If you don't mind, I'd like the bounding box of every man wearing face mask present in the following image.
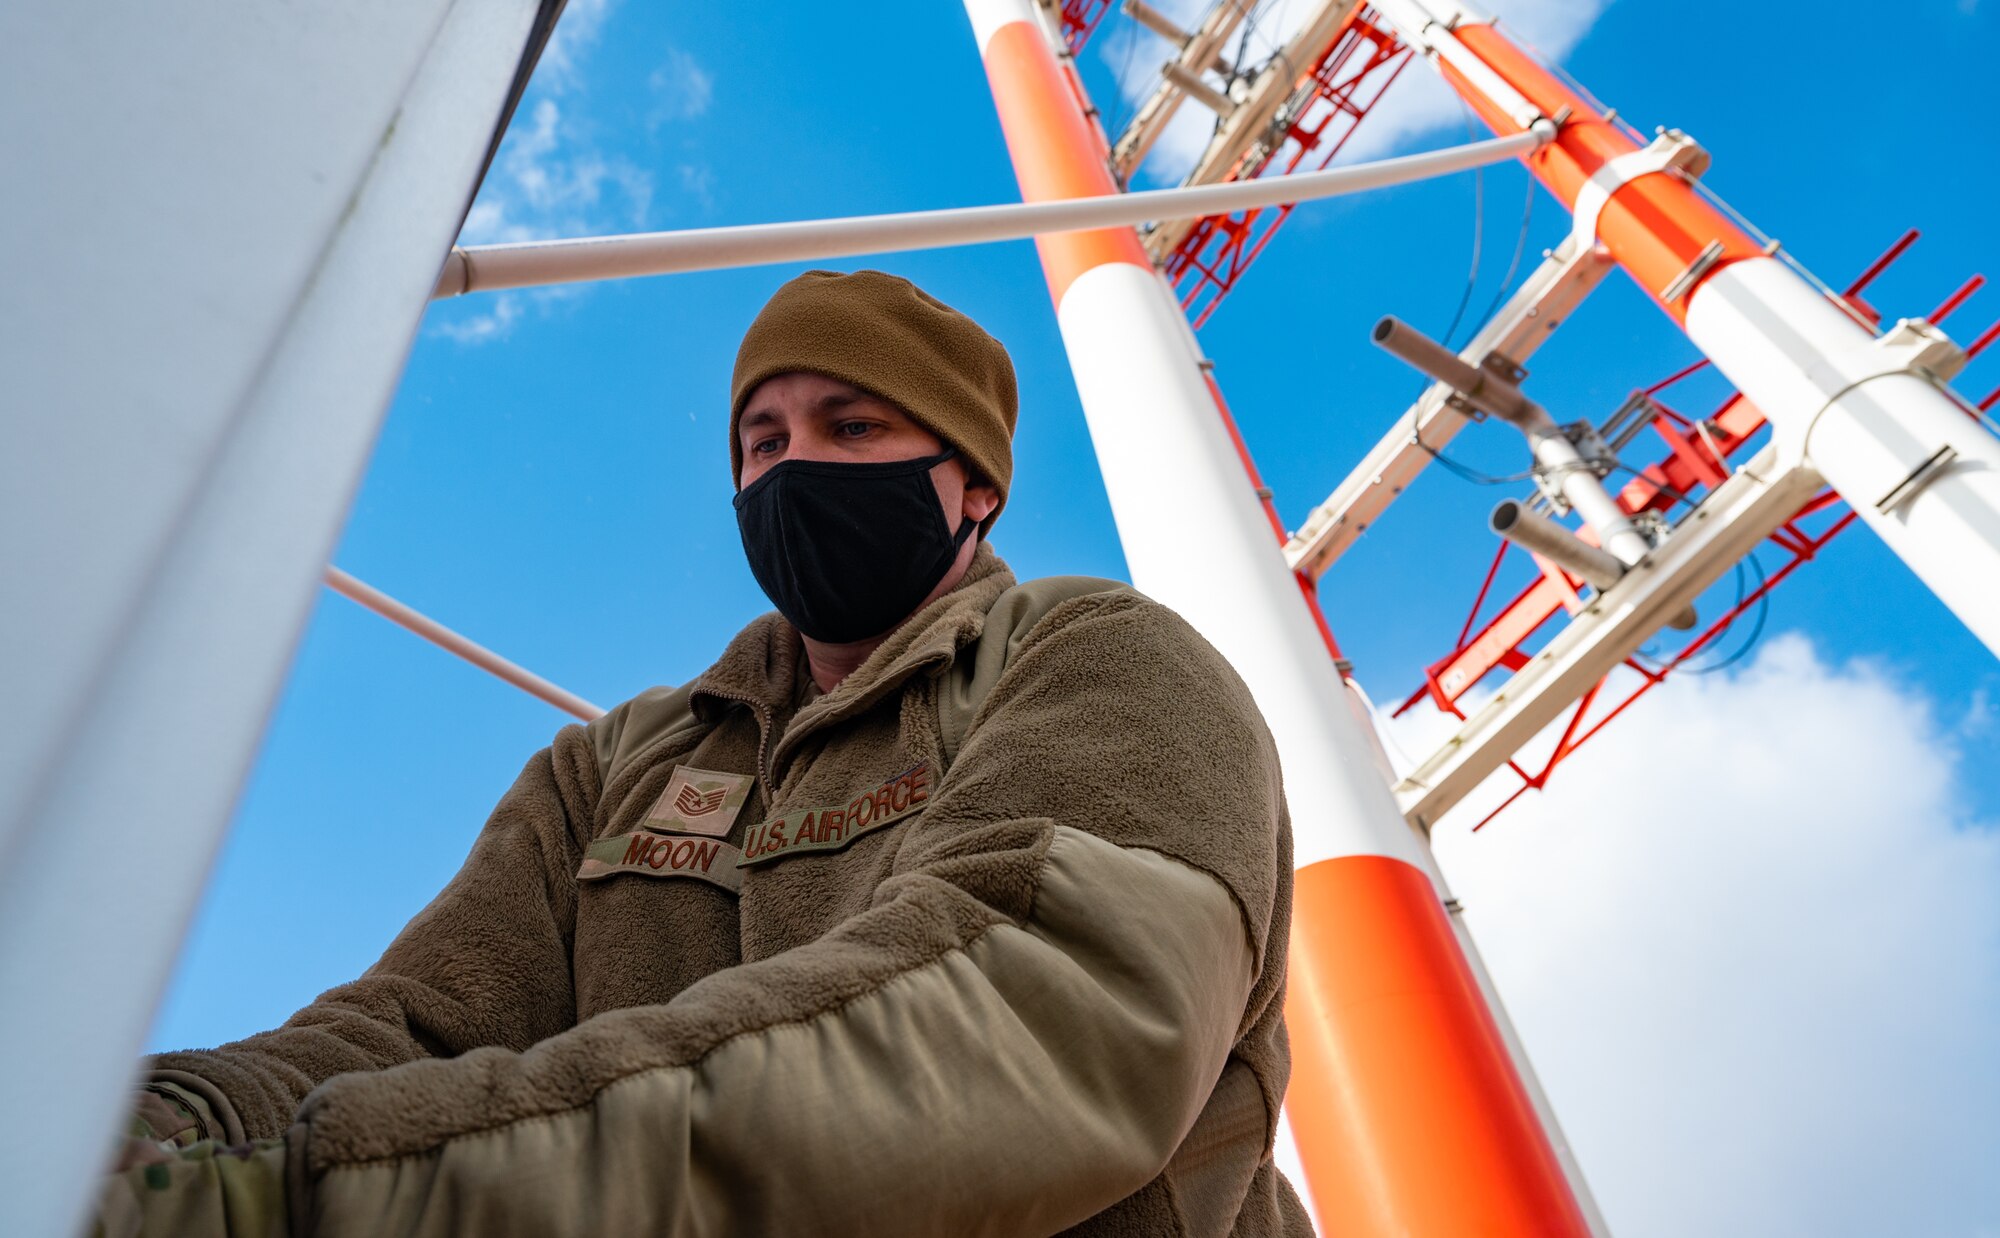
[101,270,1310,1238]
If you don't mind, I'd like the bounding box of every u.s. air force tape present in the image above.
[737,763,931,868]
[577,833,744,892]
[577,763,935,889]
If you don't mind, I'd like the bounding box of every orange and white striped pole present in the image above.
[1381,0,2000,656]
[963,2,1591,1233]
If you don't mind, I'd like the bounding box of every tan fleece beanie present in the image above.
[731,270,1018,527]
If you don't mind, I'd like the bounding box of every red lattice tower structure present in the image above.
[1058,0,1114,53]
[1162,8,1411,325]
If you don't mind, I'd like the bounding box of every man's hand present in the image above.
[112,1088,211,1171]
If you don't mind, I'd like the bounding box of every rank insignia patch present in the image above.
[644,766,751,837]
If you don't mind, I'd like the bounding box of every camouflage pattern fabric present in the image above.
[92,1138,289,1238]
[129,1087,208,1149]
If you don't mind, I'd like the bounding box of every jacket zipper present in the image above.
[706,647,956,806]
[697,689,777,796]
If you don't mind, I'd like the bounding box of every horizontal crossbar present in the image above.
[433,124,1553,298]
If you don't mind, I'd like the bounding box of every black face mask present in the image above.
[733,448,976,643]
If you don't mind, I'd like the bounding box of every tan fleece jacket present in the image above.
[146,546,1311,1237]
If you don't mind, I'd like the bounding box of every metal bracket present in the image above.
[1480,351,1528,385]
[1631,508,1672,543]
[1533,420,1617,511]
[1568,128,1710,249]
[1161,60,1236,117]
[1663,239,1727,304]
[1875,444,1959,515]
[1873,316,1969,382]
[1563,419,1616,476]
[1776,316,1970,499]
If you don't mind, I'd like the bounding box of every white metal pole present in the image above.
[965,0,1592,1231]
[1685,257,2000,657]
[325,568,605,721]
[1491,499,1628,588]
[1515,409,1655,565]
[431,127,1549,297]
[1371,316,1652,564]
[0,3,545,1234]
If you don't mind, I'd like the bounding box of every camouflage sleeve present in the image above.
[91,1138,293,1238]
[142,728,599,1139]
[128,1081,220,1149]
[261,592,1285,1237]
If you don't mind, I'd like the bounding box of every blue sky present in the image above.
[155,2,1999,1233]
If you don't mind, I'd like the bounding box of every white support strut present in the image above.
[1142,0,1364,262]
[1397,443,1828,828]
[1111,0,1252,174]
[433,124,1554,298]
[1286,234,1615,577]
[325,568,605,721]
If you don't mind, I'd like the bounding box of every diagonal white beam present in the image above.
[1286,234,1615,577]
[325,567,605,721]
[1143,0,1363,260]
[433,124,1554,298]
[1395,443,1826,830]
[1110,0,1252,176]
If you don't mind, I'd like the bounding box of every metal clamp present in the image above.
[1875,444,1960,515]
[1792,317,1969,470]
[1568,128,1710,250]
[1663,239,1727,304]
[1873,317,1969,382]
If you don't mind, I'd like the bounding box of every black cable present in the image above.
[1438,107,1485,350]
[1685,552,1770,675]
[1468,174,1536,340]
[1607,460,1701,514]
[1103,12,1147,155]
[1630,560,1739,674]
[1414,444,1538,486]
[1405,105,1500,479]
[1230,0,1259,78]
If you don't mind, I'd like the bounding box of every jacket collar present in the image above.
[689,542,1016,741]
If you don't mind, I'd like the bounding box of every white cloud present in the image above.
[536,0,618,91]
[441,93,654,344]
[649,46,715,126]
[441,5,722,344]
[677,162,717,211]
[1105,0,1617,183]
[1275,634,2000,1234]
[465,97,654,248]
[432,292,523,344]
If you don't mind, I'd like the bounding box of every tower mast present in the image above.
[964,2,1593,1232]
